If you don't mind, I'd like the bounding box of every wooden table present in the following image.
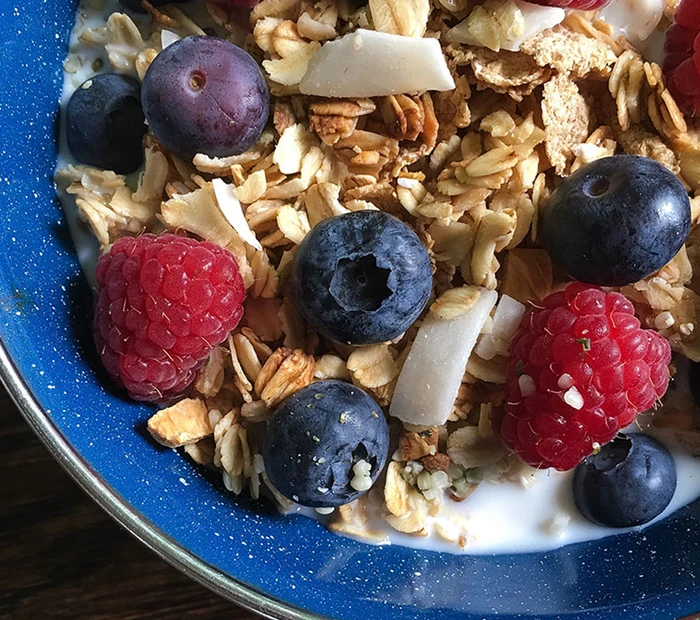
[1,387,258,620]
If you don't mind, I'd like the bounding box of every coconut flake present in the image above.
[505,2,565,52]
[211,178,263,251]
[474,295,526,361]
[446,1,564,53]
[299,29,455,98]
[389,288,498,426]
[161,29,181,50]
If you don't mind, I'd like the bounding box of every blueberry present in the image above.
[66,74,147,174]
[141,36,269,162]
[573,434,677,527]
[262,380,390,507]
[541,155,690,286]
[118,0,190,12]
[291,211,433,345]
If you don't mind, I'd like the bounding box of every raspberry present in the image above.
[93,234,245,403]
[498,283,671,471]
[663,0,700,117]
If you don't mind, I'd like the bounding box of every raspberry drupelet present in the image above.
[93,234,245,403]
[663,0,700,117]
[499,283,671,471]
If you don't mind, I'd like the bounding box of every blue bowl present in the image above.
[2,2,700,618]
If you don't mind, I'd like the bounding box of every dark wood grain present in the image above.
[0,388,259,620]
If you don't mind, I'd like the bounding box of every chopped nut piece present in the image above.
[502,249,553,303]
[263,41,321,86]
[369,0,429,38]
[398,426,439,461]
[147,399,213,448]
[194,347,226,398]
[384,461,412,517]
[274,124,317,175]
[421,453,451,473]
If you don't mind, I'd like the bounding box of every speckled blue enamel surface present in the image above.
[2,2,700,619]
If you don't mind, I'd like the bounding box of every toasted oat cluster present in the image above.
[57,0,700,548]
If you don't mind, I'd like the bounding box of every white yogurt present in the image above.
[57,0,700,556]
[333,426,700,555]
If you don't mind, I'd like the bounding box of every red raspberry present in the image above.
[664,0,700,117]
[499,283,671,471]
[93,234,245,403]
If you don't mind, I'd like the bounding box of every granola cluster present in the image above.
[58,0,700,548]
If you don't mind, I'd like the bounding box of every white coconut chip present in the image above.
[212,178,262,251]
[299,29,455,98]
[161,30,181,50]
[389,288,498,427]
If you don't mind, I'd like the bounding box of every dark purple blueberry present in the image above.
[66,73,146,174]
[573,434,677,527]
[541,155,691,286]
[291,211,433,345]
[141,36,269,161]
[118,0,190,13]
[262,380,390,508]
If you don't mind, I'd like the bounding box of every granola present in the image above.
[57,0,700,552]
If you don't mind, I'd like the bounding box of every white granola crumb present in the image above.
[680,323,695,336]
[557,373,574,390]
[544,512,571,536]
[654,311,675,330]
[518,374,536,397]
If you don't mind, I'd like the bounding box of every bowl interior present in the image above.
[3,2,700,619]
